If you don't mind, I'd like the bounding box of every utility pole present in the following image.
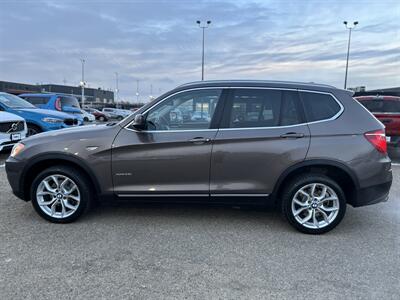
[196,20,211,80]
[80,58,86,107]
[343,21,358,89]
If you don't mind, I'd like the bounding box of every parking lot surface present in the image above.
[0,151,399,299]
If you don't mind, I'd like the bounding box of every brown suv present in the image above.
[6,81,392,234]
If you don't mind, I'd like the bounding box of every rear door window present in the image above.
[224,89,303,128]
[300,92,341,122]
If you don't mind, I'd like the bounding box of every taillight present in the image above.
[55,97,62,111]
[364,129,387,154]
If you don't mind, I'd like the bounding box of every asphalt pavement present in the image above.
[0,151,399,299]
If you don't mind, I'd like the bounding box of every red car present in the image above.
[83,108,109,122]
[355,95,400,145]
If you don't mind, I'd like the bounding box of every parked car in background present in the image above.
[83,107,109,122]
[6,81,392,234]
[0,111,27,152]
[102,108,131,120]
[0,92,80,136]
[19,93,84,124]
[80,109,95,122]
[355,95,400,145]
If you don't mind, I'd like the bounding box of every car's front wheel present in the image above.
[281,174,346,234]
[30,165,93,223]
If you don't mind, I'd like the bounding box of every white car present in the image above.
[0,111,27,152]
[102,108,131,120]
[81,109,96,122]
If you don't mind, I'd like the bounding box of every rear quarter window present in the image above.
[300,92,341,122]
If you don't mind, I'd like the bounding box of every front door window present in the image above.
[145,89,222,131]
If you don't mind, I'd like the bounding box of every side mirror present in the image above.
[132,113,146,129]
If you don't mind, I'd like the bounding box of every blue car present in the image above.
[19,93,84,123]
[0,92,80,136]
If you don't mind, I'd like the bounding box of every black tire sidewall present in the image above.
[30,166,92,223]
[27,124,41,136]
[282,174,346,234]
[99,116,105,122]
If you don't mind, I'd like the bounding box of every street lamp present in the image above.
[136,79,139,103]
[196,20,211,81]
[115,72,119,108]
[343,21,358,89]
[80,58,86,107]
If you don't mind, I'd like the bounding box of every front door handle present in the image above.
[280,132,305,139]
[189,137,211,144]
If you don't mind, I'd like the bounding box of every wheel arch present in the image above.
[272,159,360,206]
[21,153,101,201]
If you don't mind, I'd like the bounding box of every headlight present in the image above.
[42,117,64,123]
[10,143,25,158]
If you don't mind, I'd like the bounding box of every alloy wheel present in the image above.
[36,174,81,219]
[291,183,340,229]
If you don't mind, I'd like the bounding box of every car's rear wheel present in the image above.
[30,165,93,223]
[281,174,346,234]
[27,124,42,137]
[98,116,105,122]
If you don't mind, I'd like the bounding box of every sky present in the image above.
[0,0,399,102]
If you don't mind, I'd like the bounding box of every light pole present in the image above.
[136,80,139,103]
[80,58,86,107]
[115,72,119,108]
[196,20,211,81]
[343,21,358,89]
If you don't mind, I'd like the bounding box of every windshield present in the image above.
[0,93,36,109]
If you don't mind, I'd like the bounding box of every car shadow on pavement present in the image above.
[83,200,294,230]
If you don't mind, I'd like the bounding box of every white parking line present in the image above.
[0,164,5,168]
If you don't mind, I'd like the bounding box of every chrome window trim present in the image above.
[124,86,344,133]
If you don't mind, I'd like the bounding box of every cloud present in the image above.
[0,0,399,101]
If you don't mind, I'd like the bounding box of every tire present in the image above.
[281,174,346,234]
[27,124,42,137]
[117,116,123,121]
[84,117,89,122]
[30,165,93,223]
[98,116,105,122]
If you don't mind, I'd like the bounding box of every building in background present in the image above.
[0,80,114,105]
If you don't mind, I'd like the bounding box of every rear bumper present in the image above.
[352,179,392,207]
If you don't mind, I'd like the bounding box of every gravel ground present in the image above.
[0,152,399,299]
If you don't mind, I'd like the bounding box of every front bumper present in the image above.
[5,157,27,201]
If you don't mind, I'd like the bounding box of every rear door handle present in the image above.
[189,137,211,144]
[280,132,305,139]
